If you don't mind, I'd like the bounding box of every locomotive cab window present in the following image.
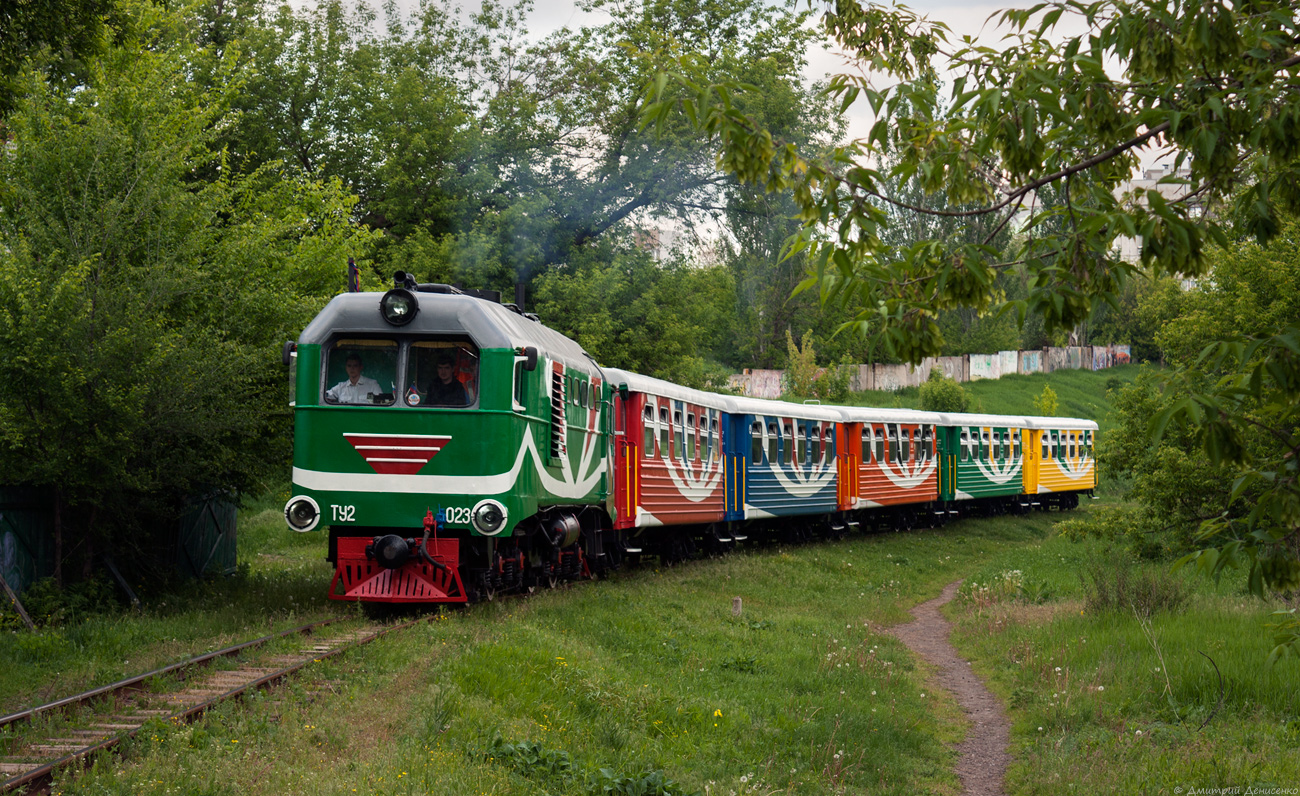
[324,339,399,405]
[406,339,479,407]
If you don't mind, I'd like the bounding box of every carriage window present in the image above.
[1069,432,1077,459]
[751,421,764,464]
[795,421,807,464]
[1041,433,1049,459]
[887,426,898,463]
[860,429,871,462]
[644,406,656,456]
[686,413,697,461]
[673,410,684,460]
[1012,431,1021,460]
[813,424,823,463]
[826,426,835,460]
[1084,431,1093,457]
[659,407,670,458]
[960,430,970,462]
[325,339,400,406]
[919,428,931,462]
[875,427,885,463]
[767,422,779,464]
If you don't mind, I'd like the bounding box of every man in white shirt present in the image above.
[326,353,382,404]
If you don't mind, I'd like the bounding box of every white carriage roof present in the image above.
[933,412,1033,428]
[600,368,737,411]
[727,395,847,423]
[838,406,945,425]
[1023,416,1100,431]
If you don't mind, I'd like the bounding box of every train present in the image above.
[281,275,1097,604]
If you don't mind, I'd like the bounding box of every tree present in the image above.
[1033,384,1060,417]
[530,240,735,389]
[647,0,1300,359]
[646,0,1300,657]
[919,368,970,413]
[0,0,130,117]
[0,7,377,584]
[197,0,833,295]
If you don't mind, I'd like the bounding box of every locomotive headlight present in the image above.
[379,288,419,326]
[284,496,321,533]
[471,499,507,535]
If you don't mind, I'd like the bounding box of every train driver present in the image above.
[427,353,469,406]
[326,352,382,404]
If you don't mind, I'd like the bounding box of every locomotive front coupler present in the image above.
[365,510,447,572]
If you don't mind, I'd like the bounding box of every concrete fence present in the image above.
[728,345,1132,399]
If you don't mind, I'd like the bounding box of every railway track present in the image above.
[0,615,428,793]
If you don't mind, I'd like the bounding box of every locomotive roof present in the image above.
[299,291,599,372]
[601,368,738,411]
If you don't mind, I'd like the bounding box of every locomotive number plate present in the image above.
[443,506,472,525]
[331,504,356,522]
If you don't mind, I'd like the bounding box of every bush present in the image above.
[918,368,970,412]
[1080,555,1191,617]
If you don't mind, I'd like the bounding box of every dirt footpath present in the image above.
[890,581,1011,796]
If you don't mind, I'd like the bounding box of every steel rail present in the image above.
[1,615,431,794]
[0,617,341,730]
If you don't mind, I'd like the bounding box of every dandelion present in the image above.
[1038,727,1043,732]
[871,690,876,696]
[921,693,926,698]
[1135,730,1143,736]
[1098,685,1104,691]
[1055,667,1062,673]
[714,709,722,717]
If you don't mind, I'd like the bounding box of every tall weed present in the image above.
[1081,554,1191,617]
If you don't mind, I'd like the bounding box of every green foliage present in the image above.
[780,331,853,402]
[1032,384,1060,417]
[0,8,376,579]
[648,0,1300,361]
[485,733,700,795]
[531,242,735,389]
[0,0,131,117]
[918,368,970,413]
[1079,554,1191,617]
[781,329,820,398]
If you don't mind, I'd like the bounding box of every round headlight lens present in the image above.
[472,500,507,535]
[380,288,419,326]
[284,496,321,533]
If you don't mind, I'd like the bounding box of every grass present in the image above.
[0,490,348,715]
[947,528,1300,793]
[2,499,1294,795]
